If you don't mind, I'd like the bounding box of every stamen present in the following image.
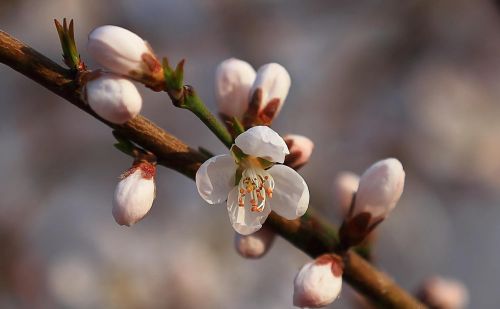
[236,167,274,213]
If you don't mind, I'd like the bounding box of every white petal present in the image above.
[234,126,289,163]
[293,260,342,308]
[86,74,142,124]
[215,58,256,118]
[227,187,271,235]
[250,63,291,114]
[332,171,360,217]
[354,158,405,221]
[268,165,309,220]
[234,227,275,259]
[113,169,155,226]
[87,25,150,76]
[195,155,236,204]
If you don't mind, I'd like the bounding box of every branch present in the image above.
[0,30,426,309]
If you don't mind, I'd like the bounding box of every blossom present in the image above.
[293,254,343,308]
[352,158,405,224]
[85,73,142,124]
[87,25,160,79]
[234,226,275,259]
[214,58,291,124]
[195,126,309,235]
[332,171,360,217]
[113,161,156,226]
[215,58,256,118]
[284,134,314,169]
[418,276,469,309]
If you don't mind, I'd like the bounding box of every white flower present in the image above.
[234,226,275,259]
[215,58,256,118]
[419,277,469,309]
[293,255,343,308]
[332,172,360,217]
[195,126,309,235]
[113,162,156,226]
[250,63,291,119]
[85,73,142,124]
[352,158,405,224]
[214,59,291,124]
[284,134,314,169]
[87,25,157,77]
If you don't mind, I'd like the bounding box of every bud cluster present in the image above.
[84,25,164,124]
[215,58,291,128]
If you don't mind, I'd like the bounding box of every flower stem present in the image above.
[183,86,234,148]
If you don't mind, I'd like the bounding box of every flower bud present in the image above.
[234,226,275,259]
[215,58,256,118]
[283,134,314,169]
[353,158,405,223]
[418,276,469,309]
[333,172,360,217]
[113,162,156,226]
[293,254,343,308]
[87,25,160,79]
[85,74,142,124]
[249,63,291,122]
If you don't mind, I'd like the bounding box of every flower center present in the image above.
[237,167,274,212]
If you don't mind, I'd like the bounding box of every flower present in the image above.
[332,171,360,217]
[293,254,343,308]
[352,158,405,224]
[113,161,156,226]
[214,58,291,125]
[234,226,275,259]
[215,58,256,118]
[87,25,161,80]
[195,126,309,235]
[84,73,142,124]
[284,134,314,169]
[418,276,469,309]
[249,63,291,121]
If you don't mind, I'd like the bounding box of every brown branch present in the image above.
[0,30,426,309]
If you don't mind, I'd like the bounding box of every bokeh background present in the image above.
[1,0,499,308]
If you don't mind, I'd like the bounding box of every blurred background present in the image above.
[1,0,499,307]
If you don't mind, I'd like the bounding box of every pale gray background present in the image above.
[1,0,499,308]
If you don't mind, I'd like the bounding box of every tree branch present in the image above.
[0,30,426,309]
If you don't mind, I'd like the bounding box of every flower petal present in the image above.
[234,126,289,163]
[195,154,236,204]
[268,165,309,219]
[227,187,271,235]
[215,58,256,118]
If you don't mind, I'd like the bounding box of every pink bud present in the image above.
[215,58,256,118]
[85,74,142,124]
[353,158,405,223]
[284,134,314,169]
[293,255,343,308]
[113,162,156,226]
[332,172,360,217]
[419,277,469,309]
[234,227,275,259]
[249,63,291,120]
[87,25,156,77]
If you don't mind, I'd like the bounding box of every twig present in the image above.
[0,30,426,309]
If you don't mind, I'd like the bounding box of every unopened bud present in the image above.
[353,158,405,224]
[234,227,275,259]
[418,276,469,309]
[284,134,314,169]
[85,74,142,124]
[333,172,360,217]
[113,162,156,226]
[249,63,291,123]
[293,254,343,308]
[215,58,256,118]
[87,25,161,81]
